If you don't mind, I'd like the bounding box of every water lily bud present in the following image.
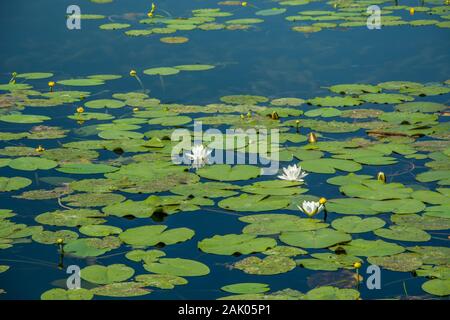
[240,114,245,119]
[308,132,317,143]
[48,81,55,92]
[129,70,137,77]
[242,2,248,7]
[35,145,45,153]
[56,238,64,245]
[377,172,386,183]
[133,107,139,112]
[271,111,279,120]
[319,197,327,205]
[247,111,252,118]
[353,262,362,269]
[76,106,84,113]
[409,7,415,15]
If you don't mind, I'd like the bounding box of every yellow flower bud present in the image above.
[129,70,137,77]
[56,238,64,245]
[271,111,279,120]
[353,262,362,269]
[35,145,45,152]
[319,197,327,205]
[48,81,55,91]
[76,106,84,113]
[409,7,415,15]
[377,172,386,183]
[308,132,317,143]
[242,2,248,7]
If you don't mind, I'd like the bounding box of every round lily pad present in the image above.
[331,216,385,233]
[144,258,210,277]
[221,283,270,294]
[198,234,276,255]
[81,264,135,285]
[280,229,351,249]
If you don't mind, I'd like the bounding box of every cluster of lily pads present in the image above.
[78,0,450,42]
[0,71,449,299]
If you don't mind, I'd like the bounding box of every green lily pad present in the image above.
[368,253,423,272]
[143,67,180,76]
[280,229,351,249]
[41,288,93,300]
[198,234,276,255]
[391,214,450,230]
[299,159,362,174]
[197,164,261,181]
[303,286,360,300]
[125,249,166,263]
[333,239,405,257]
[58,79,104,86]
[241,214,328,235]
[421,279,450,296]
[174,64,215,71]
[99,23,131,30]
[234,256,296,275]
[374,226,430,242]
[331,216,385,233]
[0,177,32,192]
[81,264,134,284]
[329,84,380,95]
[8,157,57,171]
[307,96,362,107]
[144,258,210,277]
[407,246,450,265]
[32,230,78,244]
[221,283,270,294]
[35,209,106,227]
[79,225,122,237]
[371,199,426,214]
[340,181,412,200]
[56,163,118,174]
[63,236,121,257]
[85,99,125,109]
[219,194,290,212]
[90,282,151,297]
[0,113,50,124]
[135,274,188,289]
[119,225,195,247]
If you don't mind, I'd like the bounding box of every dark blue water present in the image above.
[0,0,449,299]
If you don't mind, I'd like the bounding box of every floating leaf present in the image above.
[135,274,188,289]
[198,234,276,255]
[119,225,195,247]
[90,282,151,297]
[41,288,93,300]
[81,264,134,285]
[421,279,450,297]
[299,159,362,174]
[333,239,405,257]
[234,256,296,275]
[221,283,270,294]
[144,258,210,277]
[331,216,385,233]
[280,229,351,249]
[0,177,32,192]
[368,253,422,272]
[219,194,290,212]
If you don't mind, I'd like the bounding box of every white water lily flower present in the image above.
[278,164,308,182]
[297,200,324,217]
[185,144,212,169]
